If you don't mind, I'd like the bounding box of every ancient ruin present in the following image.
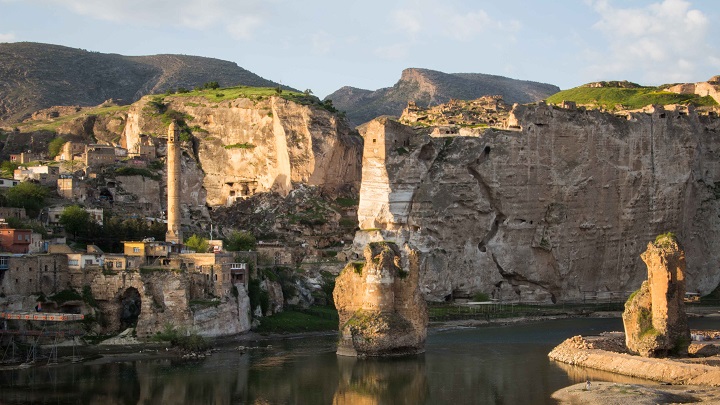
[623,234,691,357]
[333,242,427,357]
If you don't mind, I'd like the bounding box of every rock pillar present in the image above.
[333,242,427,357]
[166,121,182,244]
[623,234,690,357]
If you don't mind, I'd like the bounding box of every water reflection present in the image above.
[333,356,429,405]
[1,318,718,404]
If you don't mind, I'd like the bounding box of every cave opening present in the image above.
[119,287,141,330]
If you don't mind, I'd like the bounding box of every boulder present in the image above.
[333,242,427,357]
[623,235,691,357]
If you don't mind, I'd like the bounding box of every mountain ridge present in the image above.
[326,68,560,126]
[0,42,287,123]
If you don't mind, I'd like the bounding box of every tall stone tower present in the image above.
[166,121,182,244]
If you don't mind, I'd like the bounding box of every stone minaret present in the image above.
[166,121,182,244]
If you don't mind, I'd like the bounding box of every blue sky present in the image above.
[1,0,718,97]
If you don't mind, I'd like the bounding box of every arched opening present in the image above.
[119,287,141,330]
[99,188,114,203]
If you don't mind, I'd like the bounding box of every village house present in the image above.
[84,144,116,167]
[0,178,19,189]
[46,206,103,226]
[128,135,156,160]
[56,141,86,162]
[57,175,87,201]
[10,152,44,164]
[14,165,60,186]
[0,221,32,254]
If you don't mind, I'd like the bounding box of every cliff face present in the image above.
[122,95,363,207]
[354,104,720,302]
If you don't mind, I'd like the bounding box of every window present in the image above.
[214,274,218,281]
[44,265,48,272]
[68,260,79,266]
[133,247,140,253]
[116,262,122,268]
[25,235,29,241]
[85,259,92,265]
[17,235,21,241]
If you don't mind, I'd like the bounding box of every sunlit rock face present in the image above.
[123,95,362,207]
[333,242,428,357]
[623,237,690,357]
[354,104,720,303]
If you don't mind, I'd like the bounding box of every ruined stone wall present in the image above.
[355,104,720,302]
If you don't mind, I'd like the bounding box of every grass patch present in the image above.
[335,197,358,207]
[546,86,718,110]
[224,142,256,150]
[253,307,339,334]
[189,299,221,309]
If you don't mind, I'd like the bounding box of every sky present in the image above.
[0,0,719,98]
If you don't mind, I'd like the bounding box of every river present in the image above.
[1,317,719,404]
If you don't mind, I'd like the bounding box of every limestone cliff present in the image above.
[334,242,427,357]
[353,103,720,303]
[122,94,362,206]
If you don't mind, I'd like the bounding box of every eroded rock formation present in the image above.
[333,242,427,357]
[623,236,690,357]
[353,103,720,303]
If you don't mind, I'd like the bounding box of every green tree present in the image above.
[203,81,220,90]
[185,234,209,253]
[48,137,67,158]
[0,160,19,177]
[5,182,48,218]
[59,205,91,239]
[225,230,256,251]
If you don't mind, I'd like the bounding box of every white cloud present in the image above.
[586,0,714,83]
[390,1,520,42]
[0,32,15,42]
[37,0,268,40]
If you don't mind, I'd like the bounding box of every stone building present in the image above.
[10,152,44,164]
[84,144,116,167]
[180,252,241,296]
[128,134,156,160]
[0,207,26,220]
[0,253,69,296]
[56,141,86,162]
[57,176,87,201]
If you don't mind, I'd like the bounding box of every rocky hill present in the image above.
[0,42,284,124]
[326,68,560,126]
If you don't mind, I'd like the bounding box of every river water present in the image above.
[1,317,719,404]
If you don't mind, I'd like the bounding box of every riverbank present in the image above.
[552,381,720,404]
[549,331,720,403]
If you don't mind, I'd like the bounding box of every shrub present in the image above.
[654,232,677,247]
[48,137,67,158]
